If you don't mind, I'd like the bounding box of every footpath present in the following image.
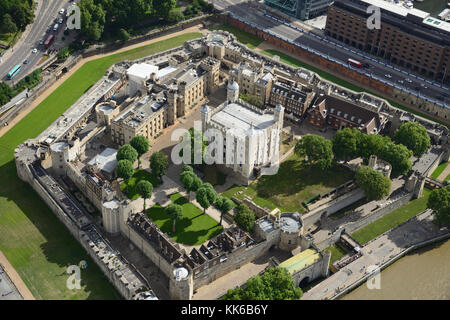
[0,251,35,300]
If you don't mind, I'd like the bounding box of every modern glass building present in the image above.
[264,0,333,20]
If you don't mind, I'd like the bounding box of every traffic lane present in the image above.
[0,0,66,82]
[258,12,449,98]
[255,15,448,100]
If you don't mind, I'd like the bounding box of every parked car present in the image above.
[58,18,64,24]
[398,79,404,84]
[405,78,412,83]
[32,48,38,54]
[59,8,65,15]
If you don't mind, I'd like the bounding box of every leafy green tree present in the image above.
[393,122,431,157]
[222,267,302,300]
[180,171,195,200]
[295,134,333,170]
[57,46,70,60]
[1,14,18,33]
[332,128,362,161]
[355,166,391,200]
[358,133,391,162]
[191,176,203,193]
[196,183,217,213]
[427,186,450,226]
[118,28,130,42]
[167,8,184,23]
[380,142,413,177]
[136,180,153,212]
[117,144,138,164]
[79,0,106,41]
[150,152,169,179]
[165,203,183,233]
[153,0,177,19]
[234,204,255,232]
[215,196,234,226]
[116,159,134,192]
[183,165,194,173]
[10,2,34,30]
[130,135,149,168]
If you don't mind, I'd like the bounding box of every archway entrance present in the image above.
[299,276,310,288]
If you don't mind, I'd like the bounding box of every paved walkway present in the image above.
[0,251,35,300]
[302,209,449,300]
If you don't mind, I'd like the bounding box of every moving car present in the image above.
[59,8,65,14]
[32,48,38,54]
[23,59,30,64]
[385,74,392,79]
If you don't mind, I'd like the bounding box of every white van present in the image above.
[53,23,59,32]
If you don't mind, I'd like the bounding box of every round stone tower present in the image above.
[169,266,193,300]
[227,79,239,103]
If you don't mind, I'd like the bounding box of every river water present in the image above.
[342,239,450,300]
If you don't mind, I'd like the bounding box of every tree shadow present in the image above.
[255,159,353,199]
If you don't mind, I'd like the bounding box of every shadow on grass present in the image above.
[255,159,353,199]
[0,160,119,299]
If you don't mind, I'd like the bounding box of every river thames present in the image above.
[343,239,450,300]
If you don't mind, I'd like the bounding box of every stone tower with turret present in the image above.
[167,89,178,126]
[227,79,239,103]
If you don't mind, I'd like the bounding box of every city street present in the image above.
[0,0,75,85]
[212,0,450,107]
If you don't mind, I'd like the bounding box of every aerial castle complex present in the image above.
[15,30,450,300]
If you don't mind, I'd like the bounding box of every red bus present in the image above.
[347,58,363,68]
[44,34,55,48]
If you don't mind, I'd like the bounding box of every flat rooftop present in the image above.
[41,76,121,144]
[88,147,117,174]
[210,103,275,136]
[279,249,321,275]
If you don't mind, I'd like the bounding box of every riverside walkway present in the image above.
[302,209,450,300]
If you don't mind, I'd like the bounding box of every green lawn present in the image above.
[431,162,448,180]
[222,154,354,213]
[326,245,347,265]
[351,188,432,245]
[0,32,202,300]
[120,169,162,200]
[210,24,263,49]
[146,193,223,245]
[260,49,450,129]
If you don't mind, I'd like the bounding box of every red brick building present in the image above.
[325,0,450,83]
[307,95,388,134]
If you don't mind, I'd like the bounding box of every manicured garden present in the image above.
[0,32,202,300]
[222,154,354,213]
[351,188,432,245]
[146,193,223,246]
[120,169,161,200]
